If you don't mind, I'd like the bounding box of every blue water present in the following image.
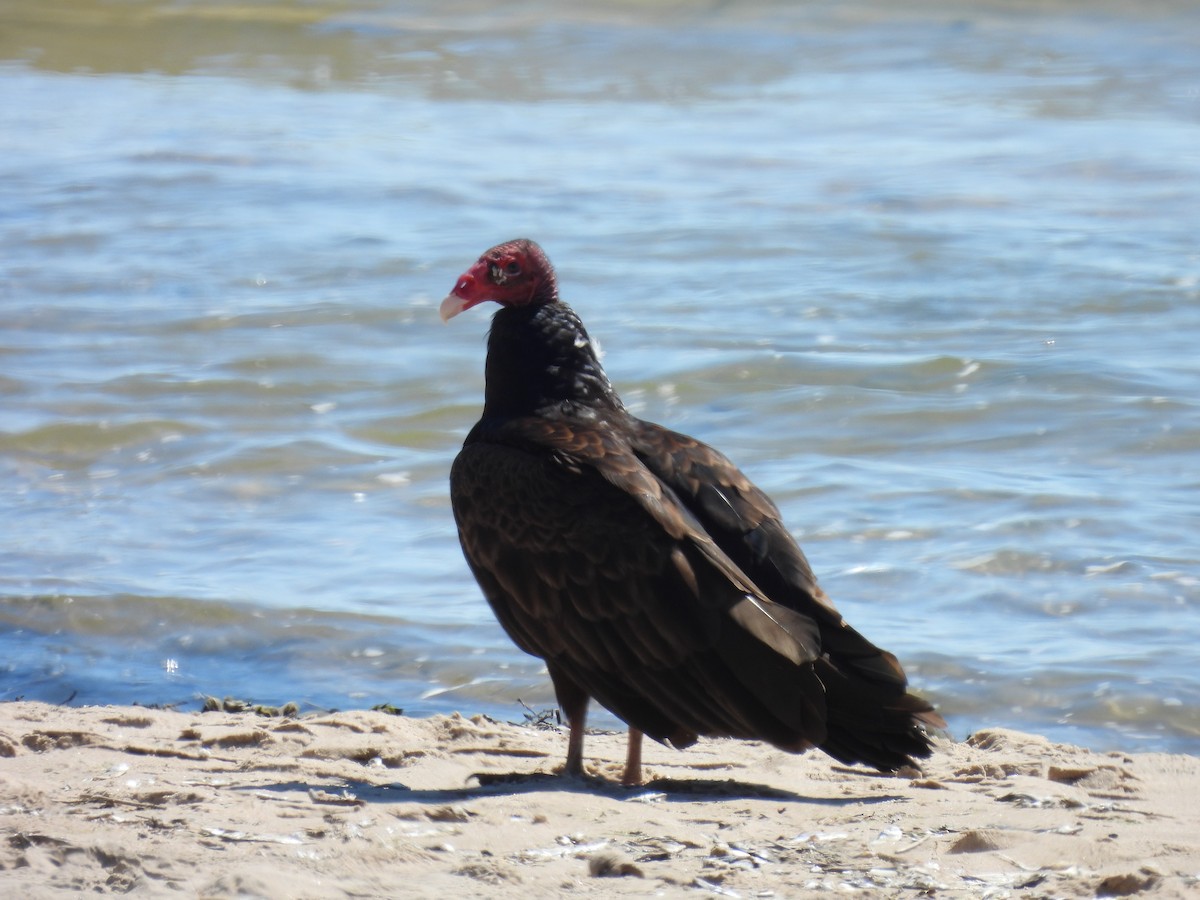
[2,0,1198,754]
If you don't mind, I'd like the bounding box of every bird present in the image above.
[439,238,944,785]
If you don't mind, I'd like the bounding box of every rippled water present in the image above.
[2,0,1198,754]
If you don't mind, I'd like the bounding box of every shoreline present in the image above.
[1,700,1196,897]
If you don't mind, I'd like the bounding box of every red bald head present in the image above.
[439,239,559,322]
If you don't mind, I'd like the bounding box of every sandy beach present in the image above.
[0,701,1196,897]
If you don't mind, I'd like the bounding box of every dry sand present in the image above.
[1,700,1196,898]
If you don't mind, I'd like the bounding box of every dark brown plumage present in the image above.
[440,239,944,784]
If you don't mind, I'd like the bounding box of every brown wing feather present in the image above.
[628,419,947,763]
[629,421,834,616]
[451,412,941,770]
[451,418,830,746]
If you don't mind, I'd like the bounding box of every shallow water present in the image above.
[2,0,1198,754]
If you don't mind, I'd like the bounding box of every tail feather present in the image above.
[815,656,944,771]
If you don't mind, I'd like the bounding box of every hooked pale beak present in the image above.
[439,292,470,322]
[438,271,488,323]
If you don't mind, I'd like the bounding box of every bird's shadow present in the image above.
[237,769,907,808]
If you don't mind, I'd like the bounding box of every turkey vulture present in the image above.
[440,238,944,784]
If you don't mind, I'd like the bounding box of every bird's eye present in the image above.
[488,258,522,285]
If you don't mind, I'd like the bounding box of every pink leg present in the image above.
[621,727,644,786]
[564,711,586,776]
[549,664,588,777]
